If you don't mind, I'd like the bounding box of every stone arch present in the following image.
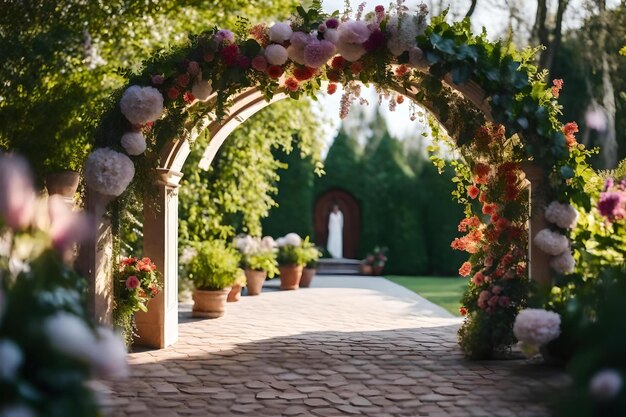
[78,14,584,351]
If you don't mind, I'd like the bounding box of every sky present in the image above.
[310,0,621,156]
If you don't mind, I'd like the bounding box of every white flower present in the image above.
[179,246,197,264]
[283,233,302,247]
[533,229,569,256]
[0,340,22,380]
[121,132,147,156]
[269,22,293,43]
[287,32,313,65]
[84,148,135,197]
[513,309,561,346]
[191,79,213,102]
[0,405,35,417]
[265,44,289,65]
[261,236,276,250]
[544,201,579,229]
[45,312,96,363]
[276,237,286,247]
[550,251,575,274]
[336,20,370,62]
[386,14,425,56]
[90,327,128,379]
[324,28,339,44]
[119,85,164,125]
[590,369,622,401]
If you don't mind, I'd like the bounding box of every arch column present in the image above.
[522,162,551,285]
[134,168,183,348]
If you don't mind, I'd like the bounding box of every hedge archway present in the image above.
[79,4,591,358]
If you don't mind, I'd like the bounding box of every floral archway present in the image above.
[80,3,590,357]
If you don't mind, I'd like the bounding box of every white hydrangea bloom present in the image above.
[323,28,339,44]
[276,237,286,247]
[45,312,96,362]
[268,22,293,43]
[264,44,289,65]
[261,236,276,250]
[283,233,302,247]
[119,85,164,125]
[84,148,135,197]
[544,201,579,229]
[386,14,425,56]
[533,229,569,256]
[550,251,575,274]
[590,369,623,401]
[0,340,22,380]
[513,309,561,346]
[121,132,147,156]
[335,20,370,62]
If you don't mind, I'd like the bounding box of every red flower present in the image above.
[552,79,563,98]
[459,306,468,316]
[478,191,487,203]
[327,69,341,82]
[459,261,472,277]
[395,65,409,77]
[563,122,579,148]
[267,65,284,79]
[125,275,140,290]
[472,272,485,286]
[327,83,338,95]
[331,56,346,70]
[120,257,138,267]
[220,44,240,66]
[482,203,497,216]
[237,55,251,69]
[183,92,195,104]
[350,61,364,74]
[167,87,180,100]
[396,95,405,104]
[473,163,490,184]
[375,5,385,13]
[151,74,164,85]
[501,253,514,266]
[175,73,190,88]
[293,66,315,81]
[284,77,299,92]
[467,185,480,199]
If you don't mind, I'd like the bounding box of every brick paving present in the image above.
[102,276,568,417]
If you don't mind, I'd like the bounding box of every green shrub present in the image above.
[276,235,313,266]
[245,251,279,278]
[301,240,322,268]
[188,240,240,290]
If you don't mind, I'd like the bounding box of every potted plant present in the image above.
[372,246,388,275]
[276,233,307,290]
[360,254,375,275]
[113,256,162,346]
[235,235,279,296]
[188,240,240,318]
[300,240,322,288]
[227,269,246,302]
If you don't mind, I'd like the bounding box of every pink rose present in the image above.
[484,255,494,267]
[498,296,510,307]
[251,55,268,71]
[187,61,201,77]
[0,154,36,230]
[126,275,140,290]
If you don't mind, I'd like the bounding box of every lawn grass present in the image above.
[385,275,467,316]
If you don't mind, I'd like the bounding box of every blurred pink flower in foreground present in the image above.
[48,195,92,257]
[0,154,36,230]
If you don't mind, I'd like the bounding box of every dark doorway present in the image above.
[313,189,360,259]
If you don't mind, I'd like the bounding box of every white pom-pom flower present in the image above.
[386,15,425,56]
[269,22,293,43]
[545,201,579,229]
[533,229,570,256]
[0,340,22,380]
[276,237,286,247]
[90,327,128,379]
[287,32,313,65]
[191,79,213,102]
[513,309,561,346]
[85,148,135,197]
[283,233,302,247]
[324,28,339,44]
[590,369,623,401]
[550,251,575,274]
[336,20,370,62]
[265,44,289,65]
[45,312,96,362]
[261,236,276,250]
[121,131,147,156]
[119,85,164,125]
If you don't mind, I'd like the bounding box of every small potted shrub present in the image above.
[188,240,240,318]
[372,246,388,275]
[360,254,375,275]
[227,269,246,302]
[276,233,307,290]
[300,240,322,288]
[235,235,279,295]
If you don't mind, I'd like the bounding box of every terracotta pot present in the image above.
[192,287,231,318]
[299,268,316,288]
[373,265,384,275]
[359,264,373,275]
[227,284,242,302]
[279,265,303,290]
[245,269,267,296]
[46,171,80,198]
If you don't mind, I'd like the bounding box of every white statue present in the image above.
[327,204,343,258]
